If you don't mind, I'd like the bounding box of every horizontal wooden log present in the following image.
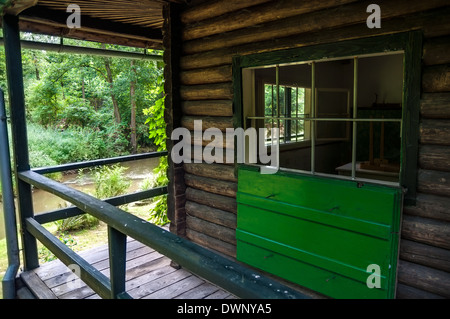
[184,163,237,182]
[183,0,450,55]
[190,130,234,149]
[397,260,450,298]
[422,64,450,93]
[180,65,232,85]
[186,228,236,258]
[181,115,234,131]
[180,8,450,70]
[180,83,233,100]
[403,193,450,222]
[182,100,233,117]
[420,92,450,119]
[396,283,445,299]
[417,169,450,197]
[401,214,450,250]
[184,173,237,198]
[182,0,356,41]
[187,215,236,245]
[423,36,450,65]
[179,145,234,165]
[400,239,450,272]
[420,119,450,146]
[185,187,237,213]
[180,0,271,25]
[186,200,237,229]
[418,144,450,172]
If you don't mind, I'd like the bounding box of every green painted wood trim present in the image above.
[236,33,410,69]
[3,14,39,270]
[236,240,388,299]
[236,230,388,298]
[26,217,113,299]
[237,192,392,240]
[401,31,423,205]
[236,166,403,299]
[108,226,127,299]
[34,186,168,224]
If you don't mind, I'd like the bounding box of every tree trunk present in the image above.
[104,56,121,124]
[60,81,65,100]
[81,77,85,101]
[130,60,137,154]
[33,54,40,80]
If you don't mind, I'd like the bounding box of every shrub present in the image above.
[28,149,63,181]
[93,164,131,199]
[27,123,129,165]
[55,214,99,233]
[59,98,95,128]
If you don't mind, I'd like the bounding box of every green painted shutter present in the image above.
[236,166,403,299]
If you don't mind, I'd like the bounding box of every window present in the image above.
[234,32,422,202]
[261,84,309,144]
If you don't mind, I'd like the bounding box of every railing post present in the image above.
[3,14,39,270]
[108,226,127,298]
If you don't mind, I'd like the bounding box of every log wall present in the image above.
[165,0,450,298]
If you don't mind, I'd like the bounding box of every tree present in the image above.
[104,55,121,124]
[130,60,137,153]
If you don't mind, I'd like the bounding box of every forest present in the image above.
[0,31,168,233]
[0,31,165,168]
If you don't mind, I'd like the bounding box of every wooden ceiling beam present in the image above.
[16,19,163,49]
[20,5,163,41]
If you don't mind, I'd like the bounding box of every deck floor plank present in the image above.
[20,238,235,299]
[141,274,204,299]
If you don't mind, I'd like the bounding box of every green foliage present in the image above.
[27,80,60,126]
[93,164,131,199]
[55,214,99,233]
[27,123,129,165]
[54,164,131,233]
[59,97,95,127]
[144,73,166,152]
[20,35,164,153]
[28,149,63,181]
[143,73,169,225]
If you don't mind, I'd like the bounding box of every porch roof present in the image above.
[0,0,187,49]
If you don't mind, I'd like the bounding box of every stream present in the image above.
[0,157,160,240]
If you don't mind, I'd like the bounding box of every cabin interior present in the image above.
[242,53,403,181]
[0,0,449,299]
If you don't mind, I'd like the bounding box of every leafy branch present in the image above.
[143,73,169,225]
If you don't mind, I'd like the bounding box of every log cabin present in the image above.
[0,0,449,299]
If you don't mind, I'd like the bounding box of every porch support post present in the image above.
[163,3,186,239]
[3,14,39,270]
[107,226,127,298]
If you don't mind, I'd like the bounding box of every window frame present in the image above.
[233,32,422,204]
[258,83,309,145]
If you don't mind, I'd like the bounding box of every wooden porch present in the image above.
[18,237,237,299]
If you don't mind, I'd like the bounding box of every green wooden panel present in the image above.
[236,166,403,299]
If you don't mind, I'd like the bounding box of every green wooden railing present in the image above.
[17,152,309,299]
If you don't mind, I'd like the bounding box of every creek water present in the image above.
[0,157,160,240]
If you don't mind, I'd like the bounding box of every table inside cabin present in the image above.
[336,162,399,183]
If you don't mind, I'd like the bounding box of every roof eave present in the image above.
[1,0,37,16]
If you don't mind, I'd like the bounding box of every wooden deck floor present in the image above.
[19,238,237,299]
